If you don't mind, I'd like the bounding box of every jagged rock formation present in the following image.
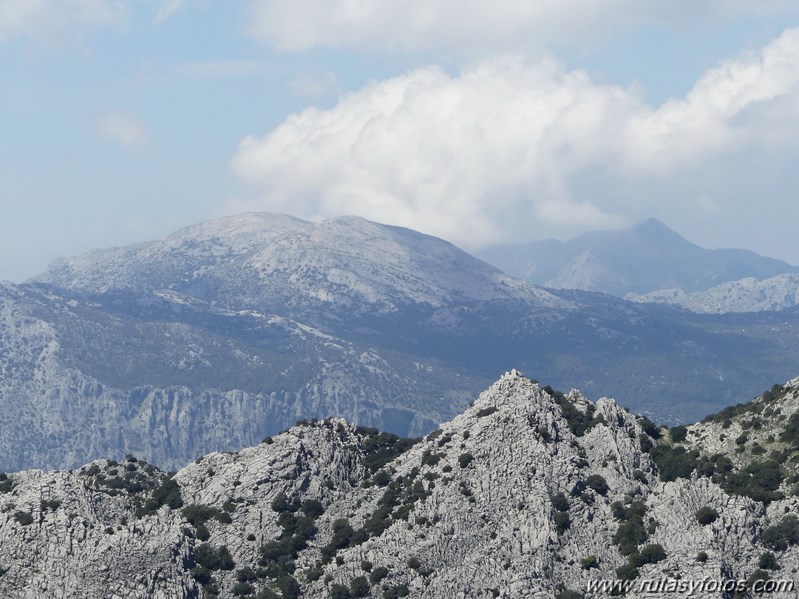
[477,218,799,297]
[3,372,799,598]
[627,273,799,314]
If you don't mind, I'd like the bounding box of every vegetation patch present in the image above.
[476,406,498,418]
[649,444,700,482]
[356,427,419,474]
[544,386,605,437]
[761,515,799,551]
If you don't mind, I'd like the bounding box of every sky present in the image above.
[2,1,799,282]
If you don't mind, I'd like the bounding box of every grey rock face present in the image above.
[0,283,461,471]
[2,372,799,598]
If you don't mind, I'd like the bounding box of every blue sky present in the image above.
[2,1,799,282]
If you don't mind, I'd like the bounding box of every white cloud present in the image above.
[0,0,124,43]
[155,0,184,24]
[96,113,150,147]
[246,0,797,55]
[230,29,799,248]
[623,28,799,174]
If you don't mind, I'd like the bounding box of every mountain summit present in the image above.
[34,212,562,316]
[477,218,799,296]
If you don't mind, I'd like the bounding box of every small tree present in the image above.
[696,506,719,526]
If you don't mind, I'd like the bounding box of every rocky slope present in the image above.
[0,282,473,471]
[627,273,799,314]
[477,218,799,297]
[3,371,799,598]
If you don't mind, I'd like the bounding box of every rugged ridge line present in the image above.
[2,372,799,598]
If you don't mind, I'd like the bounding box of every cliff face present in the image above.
[3,371,799,598]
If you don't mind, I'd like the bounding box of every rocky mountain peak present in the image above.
[4,373,799,597]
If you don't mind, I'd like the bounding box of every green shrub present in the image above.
[370,566,389,584]
[670,425,688,442]
[301,499,324,518]
[723,460,784,504]
[476,406,498,418]
[350,576,370,597]
[357,428,420,474]
[552,393,605,437]
[552,493,570,512]
[554,511,570,534]
[747,569,770,587]
[761,515,799,550]
[277,575,301,599]
[630,544,666,566]
[586,474,609,496]
[194,544,235,571]
[458,453,474,468]
[580,555,598,570]
[232,581,255,596]
[780,412,799,446]
[383,585,410,598]
[616,562,639,581]
[638,417,661,439]
[330,583,351,599]
[612,502,649,557]
[13,511,33,526]
[649,445,700,482]
[421,450,442,467]
[696,506,719,526]
[758,552,779,570]
[696,551,708,563]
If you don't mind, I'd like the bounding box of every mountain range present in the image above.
[3,213,799,471]
[477,218,799,297]
[2,372,799,598]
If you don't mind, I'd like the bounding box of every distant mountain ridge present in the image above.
[477,218,799,297]
[4,212,799,471]
[628,273,799,314]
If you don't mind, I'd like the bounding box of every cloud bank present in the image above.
[0,0,124,43]
[247,0,796,55]
[230,29,799,248]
